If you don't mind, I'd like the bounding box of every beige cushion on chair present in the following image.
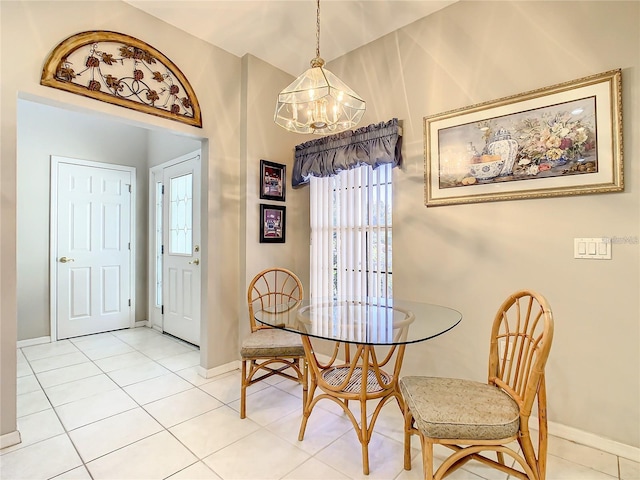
[399,376,520,440]
[241,328,305,358]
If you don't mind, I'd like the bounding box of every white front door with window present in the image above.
[160,154,201,346]
[53,157,134,339]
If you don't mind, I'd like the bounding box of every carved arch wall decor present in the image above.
[41,31,202,127]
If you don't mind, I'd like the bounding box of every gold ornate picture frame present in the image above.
[424,69,623,207]
[41,31,202,127]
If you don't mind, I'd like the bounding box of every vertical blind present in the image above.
[309,163,392,307]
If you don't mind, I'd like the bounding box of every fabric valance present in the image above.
[292,118,402,187]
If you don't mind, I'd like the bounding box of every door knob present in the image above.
[189,258,200,265]
[59,256,75,263]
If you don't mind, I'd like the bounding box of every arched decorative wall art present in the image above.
[41,31,202,128]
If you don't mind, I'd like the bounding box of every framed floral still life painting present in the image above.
[260,160,286,202]
[260,204,286,243]
[424,69,623,207]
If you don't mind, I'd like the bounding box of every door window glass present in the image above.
[169,173,193,255]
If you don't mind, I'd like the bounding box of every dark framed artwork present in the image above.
[260,204,286,243]
[260,160,286,201]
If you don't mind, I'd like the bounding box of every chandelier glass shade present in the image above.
[274,1,366,134]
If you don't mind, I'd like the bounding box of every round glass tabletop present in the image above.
[254,299,461,346]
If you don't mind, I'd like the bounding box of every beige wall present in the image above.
[239,54,311,341]
[327,1,639,448]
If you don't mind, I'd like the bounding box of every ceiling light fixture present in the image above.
[274,0,366,135]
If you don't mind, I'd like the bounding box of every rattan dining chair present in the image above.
[400,290,554,480]
[240,267,307,419]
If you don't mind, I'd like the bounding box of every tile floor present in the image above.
[2,326,639,480]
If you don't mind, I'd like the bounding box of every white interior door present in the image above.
[54,158,134,339]
[162,155,201,346]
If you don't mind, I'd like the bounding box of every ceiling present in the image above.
[124,1,457,76]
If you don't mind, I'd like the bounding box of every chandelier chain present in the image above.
[315,0,321,59]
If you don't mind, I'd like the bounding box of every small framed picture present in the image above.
[259,204,286,243]
[260,160,286,202]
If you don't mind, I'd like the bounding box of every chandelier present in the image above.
[274,0,366,135]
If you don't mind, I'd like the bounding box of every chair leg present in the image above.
[300,357,308,410]
[421,436,434,480]
[240,359,247,419]
[403,404,413,470]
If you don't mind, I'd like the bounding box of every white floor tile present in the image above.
[266,408,352,455]
[144,387,223,427]
[140,341,195,360]
[16,389,51,417]
[86,431,197,480]
[44,374,119,407]
[69,407,163,462]
[16,360,33,377]
[176,366,218,387]
[546,454,619,479]
[112,327,162,345]
[157,350,201,371]
[123,372,193,405]
[50,465,93,479]
[282,457,350,479]
[21,341,78,361]
[228,385,302,426]
[55,388,138,430]
[107,360,170,387]
[315,430,406,479]
[620,457,640,480]
[93,351,152,373]
[0,434,82,480]
[70,332,122,350]
[81,342,135,361]
[1,409,65,454]
[169,405,261,459]
[202,429,310,480]
[36,362,103,388]
[198,371,246,404]
[29,351,89,373]
[167,461,222,479]
[548,435,620,477]
[16,375,41,395]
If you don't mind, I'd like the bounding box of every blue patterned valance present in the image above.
[292,118,402,187]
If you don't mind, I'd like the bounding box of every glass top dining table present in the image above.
[254,298,462,346]
[253,298,462,475]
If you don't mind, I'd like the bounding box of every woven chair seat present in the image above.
[400,376,520,440]
[241,328,304,358]
[321,366,392,393]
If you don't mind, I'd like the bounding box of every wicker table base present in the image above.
[298,339,406,475]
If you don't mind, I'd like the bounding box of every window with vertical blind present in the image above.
[310,163,392,305]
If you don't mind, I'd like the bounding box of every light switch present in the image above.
[598,242,608,255]
[578,242,586,255]
[574,238,612,259]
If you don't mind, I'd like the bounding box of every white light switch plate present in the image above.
[574,238,611,259]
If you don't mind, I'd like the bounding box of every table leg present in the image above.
[298,338,406,475]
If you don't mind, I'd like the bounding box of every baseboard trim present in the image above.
[197,361,240,379]
[0,430,21,450]
[16,336,51,348]
[134,320,148,328]
[539,417,640,462]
